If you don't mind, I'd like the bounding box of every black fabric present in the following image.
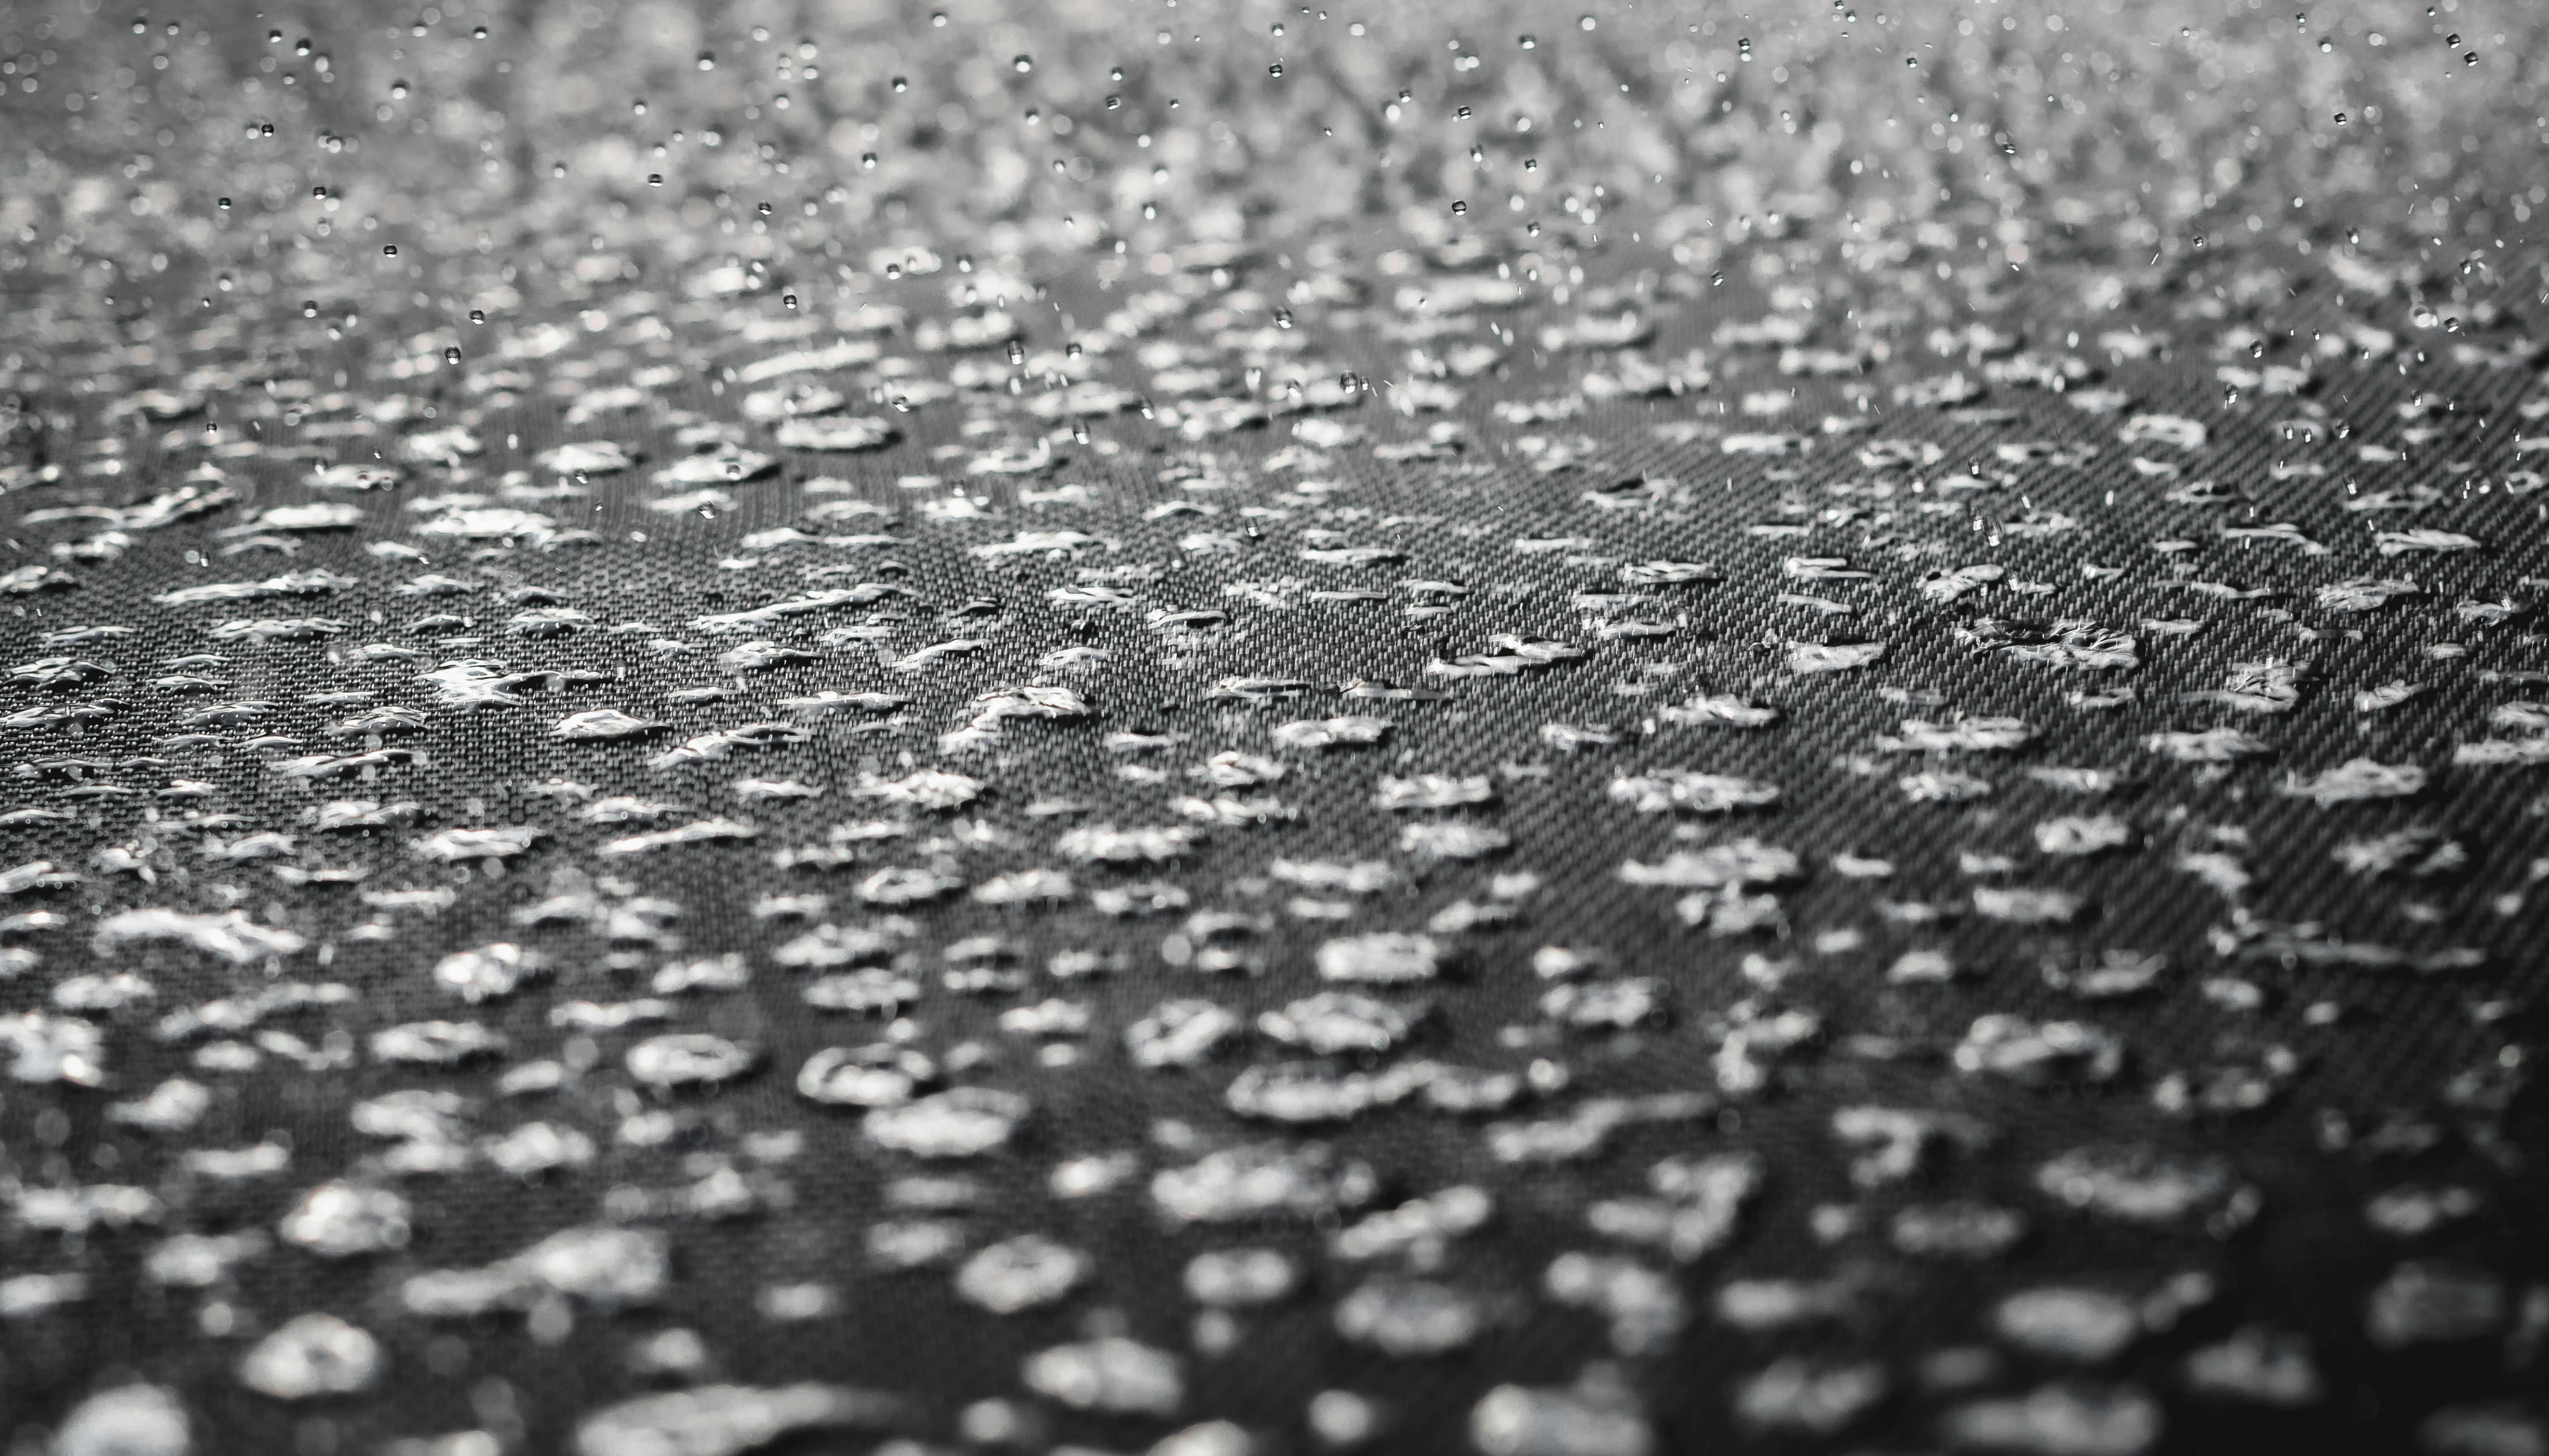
[2,2,2547,1453]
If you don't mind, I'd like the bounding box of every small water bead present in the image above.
[1186,1249,1300,1306]
[576,1387,896,1453]
[625,1034,759,1089]
[54,1386,190,1456]
[956,1234,1089,1313]
[1021,1338,1183,1415]
[1472,1385,1651,1456]
[238,1314,383,1400]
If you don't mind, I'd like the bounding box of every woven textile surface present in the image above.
[1,2,2547,1453]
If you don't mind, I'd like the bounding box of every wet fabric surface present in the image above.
[3,1,2549,1453]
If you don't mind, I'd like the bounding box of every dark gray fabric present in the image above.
[2,2,2546,1453]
